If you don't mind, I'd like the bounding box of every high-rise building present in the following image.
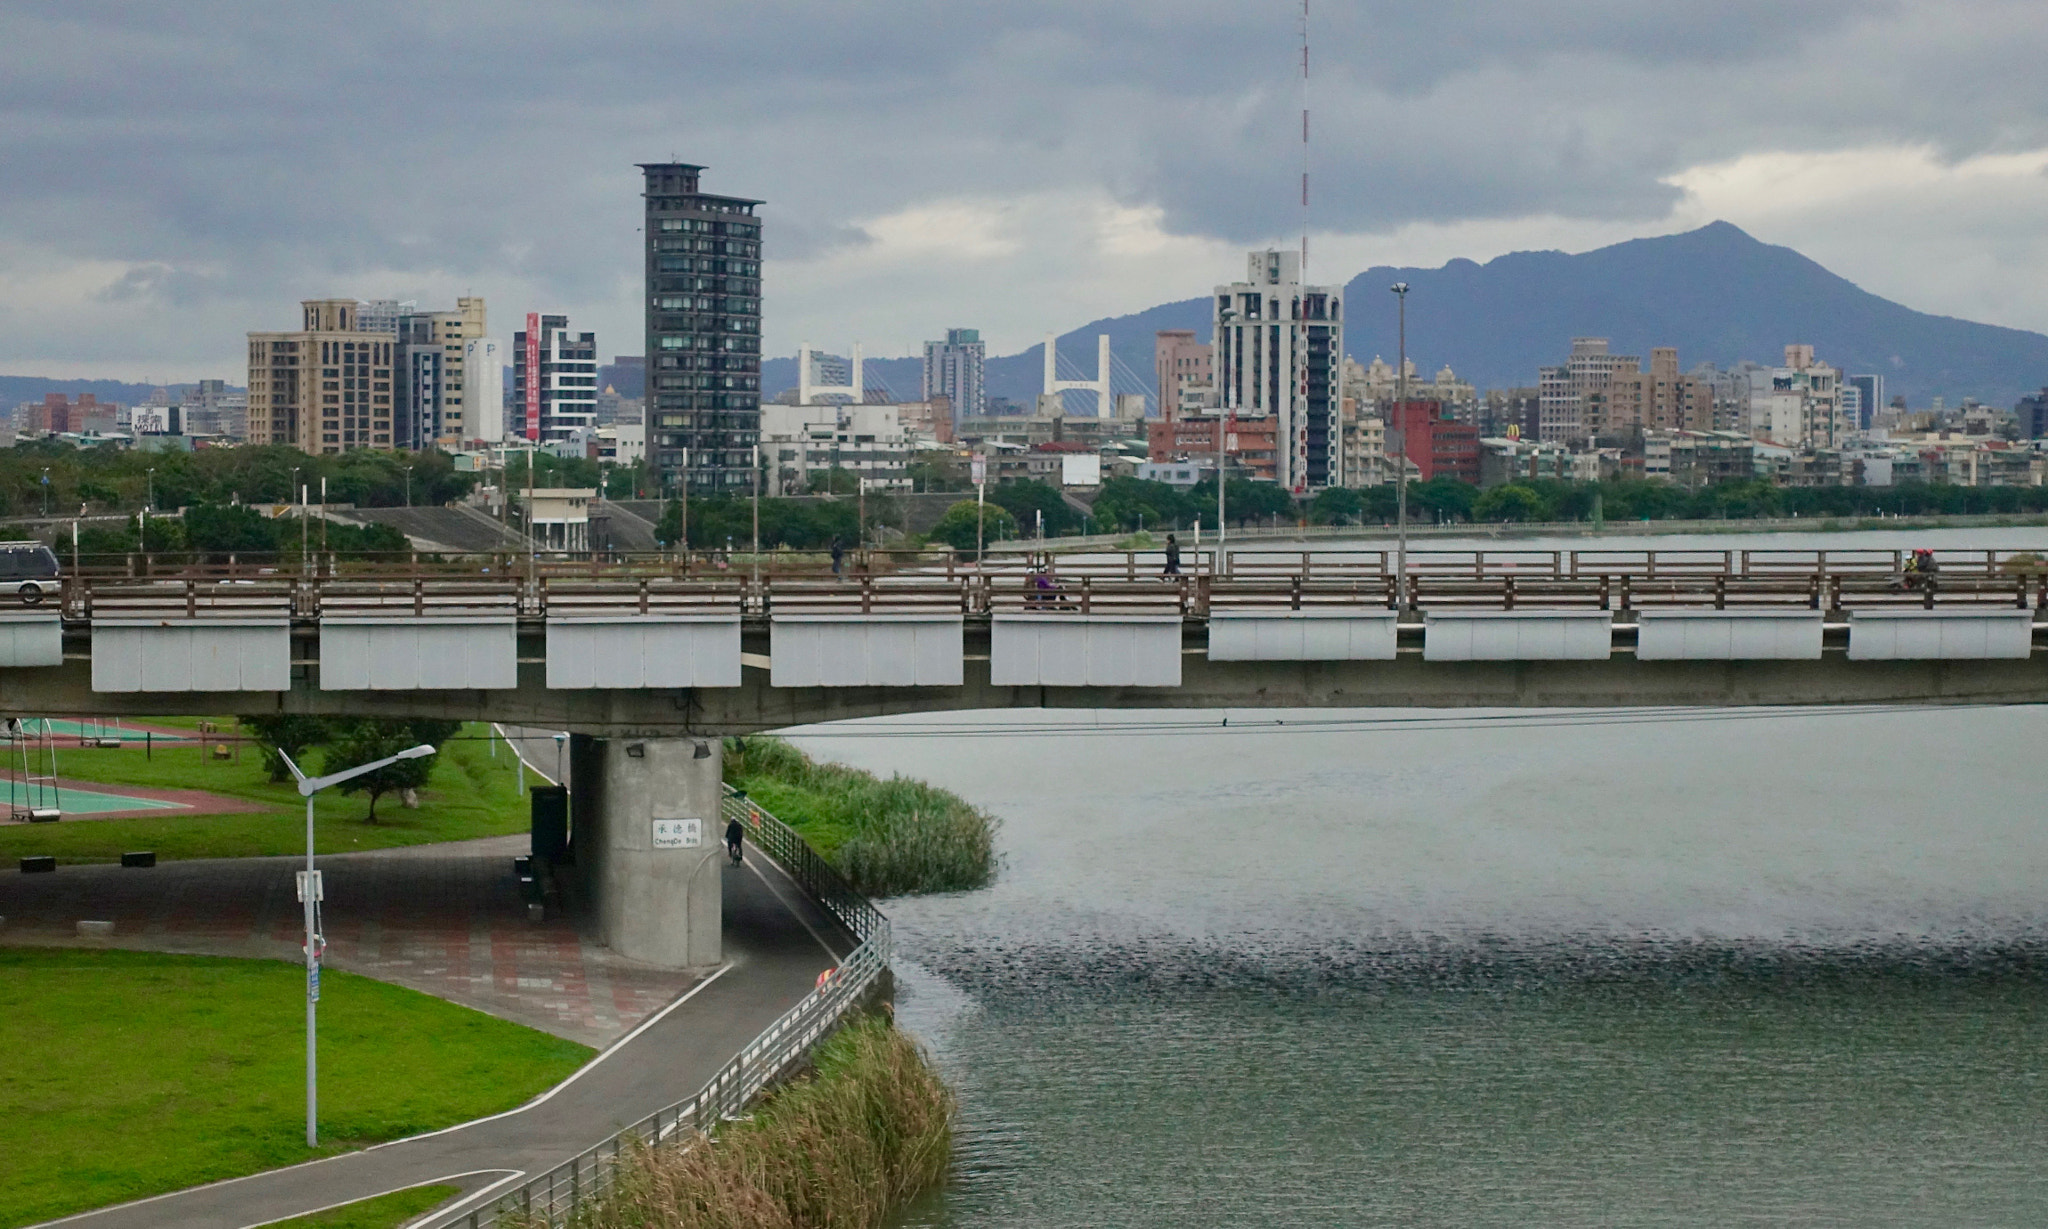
[1585,346,1714,437]
[353,299,415,336]
[923,328,986,423]
[2018,387,2048,439]
[246,299,396,454]
[1847,373,1883,430]
[1154,330,1211,422]
[1745,344,1846,448]
[1212,250,1343,490]
[392,297,488,449]
[465,338,504,443]
[513,314,598,444]
[640,162,764,494]
[1537,338,1637,444]
[177,379,247,438]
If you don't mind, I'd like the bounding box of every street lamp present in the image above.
[1389,283,1410,602]
[40,468,50,518]
[552,731,566,782]
[141,468,155,556]
[402,465,413,508]
[276,743,436,1147]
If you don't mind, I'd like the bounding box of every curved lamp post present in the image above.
[276,743,436,1146]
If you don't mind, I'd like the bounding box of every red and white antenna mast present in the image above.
[1300,0,1310,280]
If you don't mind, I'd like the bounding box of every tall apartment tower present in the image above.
[392,296,488,449]
[513,314,598,444]
[1154,329,1212,421]
[640,162,764,494]
[246,299,396,454]
[922,328,986,423]
[1537,337,1639,444]
[1212,250,1343,491]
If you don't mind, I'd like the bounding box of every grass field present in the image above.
[0,948,590,1229]
[262,1183,462,1229]
[0,724,531,864]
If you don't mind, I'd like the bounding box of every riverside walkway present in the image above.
[19,838,854,1229]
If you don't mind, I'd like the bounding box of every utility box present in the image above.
[531,785,569,865]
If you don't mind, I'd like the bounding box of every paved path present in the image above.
[0,836,694,1045]
[12,843,857,1228]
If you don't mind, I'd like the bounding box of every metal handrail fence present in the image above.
[46,547,2048,623]
[424,789,890,1229]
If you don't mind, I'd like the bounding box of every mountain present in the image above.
[0,377,219,410]
[764,222,2048,410]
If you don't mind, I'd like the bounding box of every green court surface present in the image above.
[11,719,189,742]
[0,780,183,814]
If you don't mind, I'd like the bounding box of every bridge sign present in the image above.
[652,817,702,849]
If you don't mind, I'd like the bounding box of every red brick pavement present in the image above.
[0,835,698,1047]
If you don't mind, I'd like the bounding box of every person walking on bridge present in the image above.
[725,814,745,865]
[830,536,846,576]
[1163,533,1181,576]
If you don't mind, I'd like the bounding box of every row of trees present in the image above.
[238,715,463,821]
[2,439,477,517]
[72,503,410,559]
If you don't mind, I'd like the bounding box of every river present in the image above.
[796,528,2048,1227]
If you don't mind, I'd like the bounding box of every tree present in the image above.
[320,719,447,822]
[238,714,329,783]
[988,480,1080,537]
[184,503,282,555]
[1473,484,1547,523]
[1309,487,1365,525]
[928,500,1017,553]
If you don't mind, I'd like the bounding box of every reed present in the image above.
[728,737,998,896]
[538,1016,953,1229]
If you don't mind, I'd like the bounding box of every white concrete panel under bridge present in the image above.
[3,545,2048,730]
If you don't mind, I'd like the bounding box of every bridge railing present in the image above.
[41,547,2048,622]
[422,788,889,1229]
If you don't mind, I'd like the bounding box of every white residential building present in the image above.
[760,402,912,495]
[1213,249,1344,491]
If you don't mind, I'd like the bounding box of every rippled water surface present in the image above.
[788,534,2048,1226]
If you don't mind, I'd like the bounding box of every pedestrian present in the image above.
[724,814,744,864]
[830,536,845,576]
[1163,533,1181,575]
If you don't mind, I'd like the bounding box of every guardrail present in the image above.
[41,548,2048,621]
[424,788,889,1229]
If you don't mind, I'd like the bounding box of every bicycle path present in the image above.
[34,845,854,1229]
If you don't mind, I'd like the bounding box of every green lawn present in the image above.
[0,724,531,864]
[0,948,591,1229]
[260,1183,462,1229]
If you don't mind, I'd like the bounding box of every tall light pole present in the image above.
[402,464,413,508]
[276,742,436,1147]
[141,468,155,555]
[40,468,50,518]
[1216,307,1237,571]
[1390,282,1410,603]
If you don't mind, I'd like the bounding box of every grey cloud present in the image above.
[0,0,2044,373]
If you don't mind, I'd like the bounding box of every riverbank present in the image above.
[727,737,998,897]
[540,1014,952,1229]
[997,509,2048,554]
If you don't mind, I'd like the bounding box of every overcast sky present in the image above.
[5,0,2048,381]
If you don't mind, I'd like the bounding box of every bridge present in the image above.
[6,544,2045,967]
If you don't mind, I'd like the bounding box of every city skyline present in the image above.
[2,2,2047,381]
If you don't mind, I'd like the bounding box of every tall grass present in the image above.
[546,1016,953,1229]
[728,737,998,897]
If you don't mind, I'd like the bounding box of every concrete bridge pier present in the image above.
[567,733,724,969]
